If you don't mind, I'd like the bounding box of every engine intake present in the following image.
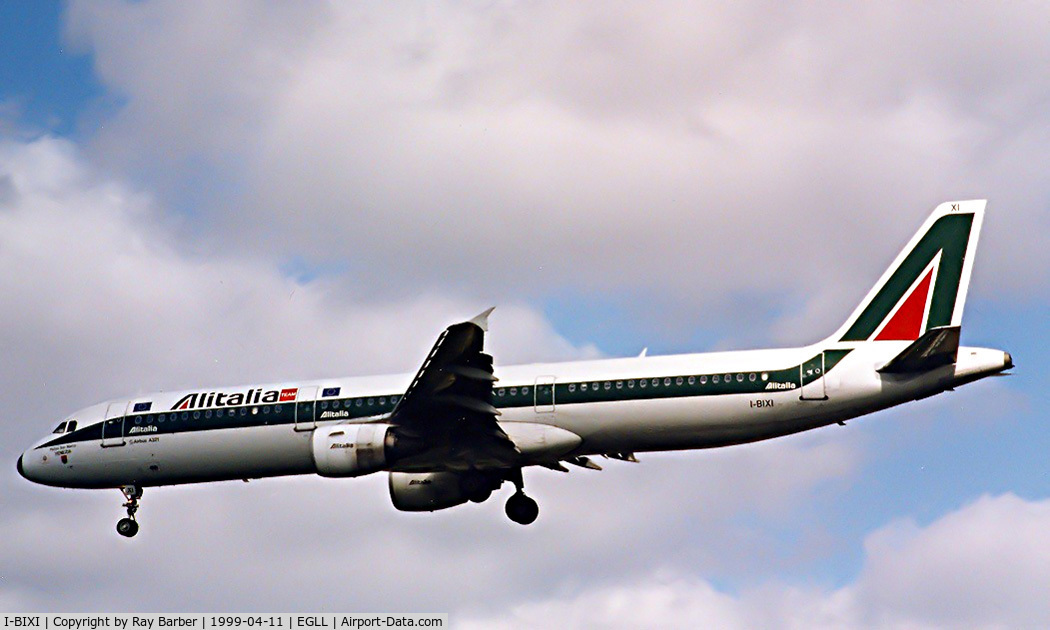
[311,423,395,477]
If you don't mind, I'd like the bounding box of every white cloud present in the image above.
[0,135,854,613]
[0,2,1040,620]
[61,1,1050,345]
[0,135,595,430]
[460,493,1050,629]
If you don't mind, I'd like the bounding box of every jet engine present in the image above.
[389,471,475,511]
[311,423,396,477]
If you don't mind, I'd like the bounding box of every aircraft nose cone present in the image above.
[1005,352,1014,370]
[16,453,26,480]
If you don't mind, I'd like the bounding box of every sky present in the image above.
[1,1,1048,626]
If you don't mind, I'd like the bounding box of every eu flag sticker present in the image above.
[322,387,341,397]
[133,401,152,412]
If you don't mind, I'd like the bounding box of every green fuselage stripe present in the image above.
[40,350,851,449]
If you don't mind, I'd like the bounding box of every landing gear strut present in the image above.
[503,469,539,525]
[116,485,142,538]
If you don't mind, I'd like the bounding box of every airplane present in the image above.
[17,199,1012,537]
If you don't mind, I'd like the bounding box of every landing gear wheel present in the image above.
[116,517,139,538]
[117,485,142,538]
[469,488,493,504]
[505,492,539,525]
[461,471,499,504]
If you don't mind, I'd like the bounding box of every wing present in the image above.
[387,308,520,470]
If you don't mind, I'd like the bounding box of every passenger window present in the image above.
[134,416,142,425]
[263,406,270,414]
[568,384,576,392]
[510,388,518,395]
[581,383,588,391]
[640,380,647,388]
[170,413,177,421]
[320,401,329,410]
[379,397,386,405]
[240,408,247,416]
[700,375,708,384]
[676,377,683,386]
[275,404,282,414]
[205,410,212,419]
[157,415,164,423]
[356,399,363,406]
[616,381,623,389]
[713,375,720,383]
[628,380,635,388]
[749,373,756,382]
[664,378,671,386]
[498,388,505,396]
[688,376,695,385]
[725,374,732,383]
[252,407,258,415]
[736,374,744,382]
[593,383,600,391]
[181,412,189,421]
[652,379,659,387]
[522,387,529,395]
[193,411,200,420]
[761,372,769,381]
[603,382,611,390]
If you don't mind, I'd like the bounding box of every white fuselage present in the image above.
[18,341,1011,490]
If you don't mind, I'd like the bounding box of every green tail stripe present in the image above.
[840,213,974,342]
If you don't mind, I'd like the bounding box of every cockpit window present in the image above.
[66,420,77,433]
[53,422,67,434]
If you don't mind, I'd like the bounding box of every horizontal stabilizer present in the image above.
[878,326,960,374]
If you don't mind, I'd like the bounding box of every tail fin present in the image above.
[829,200,985,344]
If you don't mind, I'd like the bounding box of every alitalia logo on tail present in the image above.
[872,254,939,341]
[835,201,983,343]
[171,387,298,410]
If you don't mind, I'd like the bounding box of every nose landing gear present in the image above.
[116,485,142,538]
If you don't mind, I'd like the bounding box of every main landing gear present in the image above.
[116,485,142,538]
[455,469,537,523]
[504,468,539,525]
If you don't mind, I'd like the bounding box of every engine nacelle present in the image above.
[311,423,394,478]
[388,471,471,512]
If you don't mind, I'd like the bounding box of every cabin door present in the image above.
[294,386,319,431]
[799,353,828,401]
[534,376,556,413]
[101,402,129,447]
